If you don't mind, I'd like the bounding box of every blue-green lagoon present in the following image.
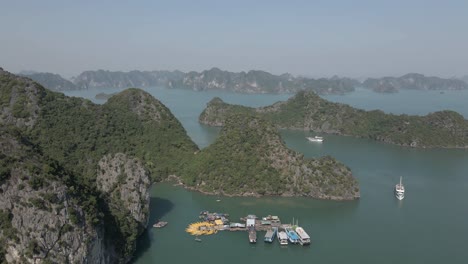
[64,88,468,264]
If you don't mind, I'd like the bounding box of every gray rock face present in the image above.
[0,69,45,129]
[97,153,150,226]
[0,176,101,263]
[0,133,110,263]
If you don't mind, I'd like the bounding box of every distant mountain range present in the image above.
[18,68,468,94]
[363,73,468,93]
[19,72,78,91]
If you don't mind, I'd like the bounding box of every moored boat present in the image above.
[153,221,168,228]
[248,226,257,243]
[295,227,311,245]
[277,229,288,245]
[306,136,324,142]
[395,176,405,200]
[284,227,299,244]
[264,227,277,243]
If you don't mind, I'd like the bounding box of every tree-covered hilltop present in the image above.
[182,113,359,200]
[200,91,468,148]
[0,69,197,263]
[29,87,198,182]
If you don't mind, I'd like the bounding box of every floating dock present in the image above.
[187,211,311,246]
[185,222,217,236]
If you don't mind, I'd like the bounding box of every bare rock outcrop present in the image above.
[97,153,150,227]
[0,131,112,263]
[0,69,45,129]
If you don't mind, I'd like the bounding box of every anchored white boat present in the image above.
[395,176,405,200]
[306,136,323,142]
[295,227,311,245]
[277,229,288,245]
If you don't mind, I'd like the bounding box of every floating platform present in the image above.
[185,222,217,236]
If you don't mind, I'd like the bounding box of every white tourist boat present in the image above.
[395,176,405,200]
[306,136,324,142]
[295,227,311,245]
[277,230,289,245]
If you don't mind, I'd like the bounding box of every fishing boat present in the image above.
[277,229,288,245]
[264,227,277,243]
[194,236,202,242]
[284,227,299,244]
[153,221,168,228]
[395,176,405,200]
[295,227,311,245]
[306,136,324,142]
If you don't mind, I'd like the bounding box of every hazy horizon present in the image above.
[1,0,467,79]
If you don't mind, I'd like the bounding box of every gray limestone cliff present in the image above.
[97,153,151,229]
[0,130,114,263]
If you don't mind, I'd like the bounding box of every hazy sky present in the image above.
[1,0,467,78]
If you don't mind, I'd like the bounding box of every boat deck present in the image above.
[264,228,276,242]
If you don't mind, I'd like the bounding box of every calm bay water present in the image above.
[64,88,468,264]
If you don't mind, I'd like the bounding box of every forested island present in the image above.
[0,68,359,262]
[181,113,359,199]
[200,91,468,148]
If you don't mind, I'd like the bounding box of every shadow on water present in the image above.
[131,197,174,262]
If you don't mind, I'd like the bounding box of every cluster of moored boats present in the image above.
[262,225,310,246]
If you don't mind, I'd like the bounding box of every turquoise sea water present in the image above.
[64,88,468,264]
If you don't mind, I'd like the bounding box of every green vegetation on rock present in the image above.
[200,91,468,148]
[0,69,197,263]
[1,69,362,262]
[182,113,359,200]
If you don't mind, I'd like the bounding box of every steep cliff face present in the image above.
[96,153,150,262]
[0,130,112,263]
[199,92,468,148]
[97,153,150,226]
[183,114,360,200]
